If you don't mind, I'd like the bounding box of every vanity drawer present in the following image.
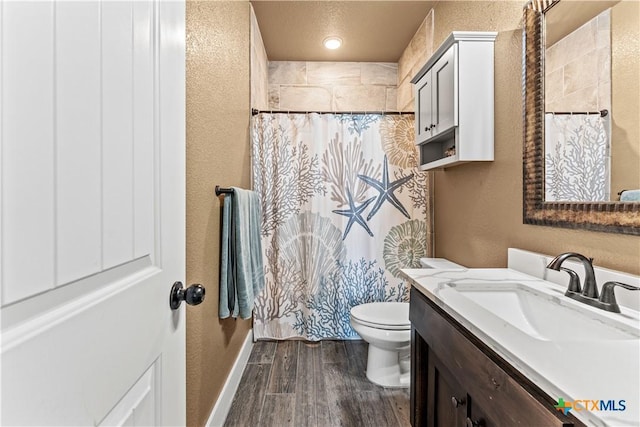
[410,288,582,427]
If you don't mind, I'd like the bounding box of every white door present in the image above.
[0,1,188,425]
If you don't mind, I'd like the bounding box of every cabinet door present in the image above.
[431,44,457,136]
[415,70,433,144]
[428,350,467,427]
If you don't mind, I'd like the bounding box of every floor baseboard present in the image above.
[205,331,254,427]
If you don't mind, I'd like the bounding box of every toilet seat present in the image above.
[350,302,410,331]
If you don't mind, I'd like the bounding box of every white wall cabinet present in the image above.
[412,32,497,170]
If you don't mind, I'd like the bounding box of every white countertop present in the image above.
[401,267,640,427]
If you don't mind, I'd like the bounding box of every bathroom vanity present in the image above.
[410,287,580,426]
[403,249,640,427]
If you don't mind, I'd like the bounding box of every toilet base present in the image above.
[365,345,410,388]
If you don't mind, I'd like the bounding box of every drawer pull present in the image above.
[451,396,466,407]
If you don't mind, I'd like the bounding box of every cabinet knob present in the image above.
[451,396,466,408]
[465,417,485,427]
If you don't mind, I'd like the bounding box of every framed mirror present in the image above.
[523,0,640,235]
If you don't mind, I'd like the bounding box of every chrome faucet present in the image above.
[547,252,640,313]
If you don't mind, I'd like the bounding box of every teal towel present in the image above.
[219,188,265,319]
[620,189,640,202]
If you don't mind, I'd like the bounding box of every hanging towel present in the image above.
[620,189,640,202]
[219,187,265,319]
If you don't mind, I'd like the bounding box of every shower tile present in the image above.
[397,75,414,112]
[279,85,332,111]
[334,85,386,111]
[544,67,563,105]
[563,53,598,97]
[385,87,398,112]
[268,85,280,110]
[361,63,397,86]
[597,46,611,87]
[560,85,598,111]
[307,62,361,85]
[598,80,611,111]
[269,61,307,85]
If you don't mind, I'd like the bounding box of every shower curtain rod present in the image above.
[251,108,414,116]
[547,109,608,117]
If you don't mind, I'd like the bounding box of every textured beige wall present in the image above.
[432,1,640,275]
[268,61,398,111]
[611,0,640,197]
[186,2,252,426]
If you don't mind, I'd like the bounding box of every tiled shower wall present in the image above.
[268,61,398,111]
[252,9,435,114]
[397,10,434,112]
[250,6,269,110]
[545,10,611,113]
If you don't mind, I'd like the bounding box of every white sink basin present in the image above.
[436,281,639,341]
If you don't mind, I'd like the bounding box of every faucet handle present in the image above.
[560,267,582,295]
[598,281,640,313]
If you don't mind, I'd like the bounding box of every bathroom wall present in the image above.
[268,61,398,111]
[610,1,640,198]
[397,9,434,112]
[251,5,269,110]
[431,1,640,276]
[186,2,252,426]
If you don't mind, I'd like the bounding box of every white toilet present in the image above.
[350,302,411,388]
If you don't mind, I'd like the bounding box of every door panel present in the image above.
[1,0,56,303]
[416,71,433,143]
[102,0,136,270]
[432,44,457,135]
[1,0,186,425]
[55,0,102,286]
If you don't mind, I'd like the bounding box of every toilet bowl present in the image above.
[350,302,411,388]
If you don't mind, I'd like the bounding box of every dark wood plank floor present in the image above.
[224,340,410,427]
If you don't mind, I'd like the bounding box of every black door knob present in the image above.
[169,281,206,310]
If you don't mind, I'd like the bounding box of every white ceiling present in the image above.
[251,1,436,62]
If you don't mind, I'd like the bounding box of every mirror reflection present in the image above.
[543,1,639,202]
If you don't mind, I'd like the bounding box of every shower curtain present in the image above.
[251,113,428,340]
[545,113,610,202]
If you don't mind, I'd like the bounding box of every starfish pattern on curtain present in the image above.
[251,113,429,340]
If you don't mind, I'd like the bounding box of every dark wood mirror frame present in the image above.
[522,4,640,235]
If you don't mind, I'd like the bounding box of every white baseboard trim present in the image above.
[205,331,254,427]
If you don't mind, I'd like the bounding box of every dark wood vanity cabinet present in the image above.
[409,288,584,427]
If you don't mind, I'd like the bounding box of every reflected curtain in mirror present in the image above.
[522,1,640,235]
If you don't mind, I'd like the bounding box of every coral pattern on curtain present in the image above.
[545,113,610,202]
[251,113,428,340]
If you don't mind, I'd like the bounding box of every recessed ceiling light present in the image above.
[323,37,342,50]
